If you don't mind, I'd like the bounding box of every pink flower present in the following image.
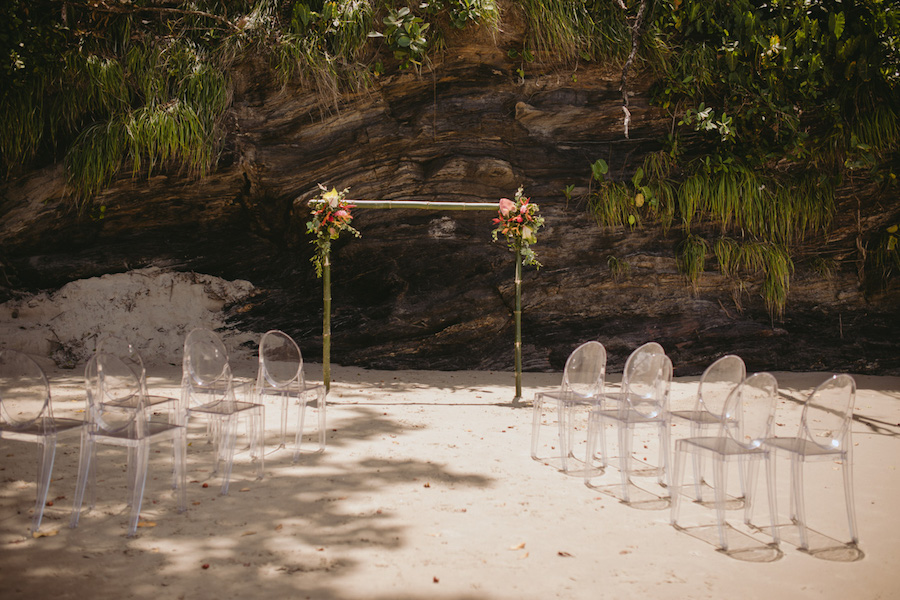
[499,198,515,216]
[515,216,523,223]
[334,209,349,219]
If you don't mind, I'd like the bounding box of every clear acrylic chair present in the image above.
[70,351,187,537]
[255,330,326,462]
[764,374,858,550]
[669,354,746,498]
[531,341,606,473]
[670,372,780,552]
[584,347,673,503]
[181,328,264,494]
[95,335,177,422]
[0,349,83,534]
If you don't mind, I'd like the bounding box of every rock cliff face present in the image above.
[1,20,898,375]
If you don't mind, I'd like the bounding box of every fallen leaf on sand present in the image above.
[275,524,283,531]
[137,521,156,528]
[518,552,529,559]
[241,531,256,537]
[32,530,59,538]
[558,551,573,557]
[239,488,251,492]
[509,542,526,550]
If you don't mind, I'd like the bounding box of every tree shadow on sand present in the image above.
[0,404,496,599]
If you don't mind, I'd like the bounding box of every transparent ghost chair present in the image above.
[669,354,746,498]
[70,351,187,537]
[180,328,264,494]
[94,335,177,423]
[255,330,326,462]
[0,349,83,534]
[531,341,606,473]
[670,372,780,552]
[584,348,672,503]
[764,374,858,551]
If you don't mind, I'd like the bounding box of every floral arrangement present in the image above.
[491,186,544,268]
[306,184,361,277]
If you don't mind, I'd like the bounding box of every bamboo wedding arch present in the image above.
[307,189,544,402]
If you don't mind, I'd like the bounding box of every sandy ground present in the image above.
[1,359,898,600]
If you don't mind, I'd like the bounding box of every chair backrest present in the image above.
[182,328,233,408]
[696,354,746,417]
[722,372,778,449]
[96,335,149,398]
[0,349,52,430]
[560,341,606,398]
[621,351,672,418]
[258,330,304,390]
[85,352,147,436]
[801,374,856,451]
[184,328,229,385]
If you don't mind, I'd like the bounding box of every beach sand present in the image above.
[2,360,898,599]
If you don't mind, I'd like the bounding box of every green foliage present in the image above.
[713,239,794,318]
[379,7,431,69]
[0,0,503,204]
[585,0,899,318]
[607,255,631,282]
[678,234,708,290]
[517,0,632,65]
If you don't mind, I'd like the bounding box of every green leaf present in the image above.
[632,166,644,188]
[832,12,845,40]
[591,158,609,181]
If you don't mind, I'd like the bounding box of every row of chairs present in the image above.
[531,341,859,555]
[0,328,325,537]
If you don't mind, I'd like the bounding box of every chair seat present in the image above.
[88,420,184,443]
[593,407,665,425]
[765,436,841,457]
[1,417,83,439]
[189,399,262,416]
[677,436,768,458]
[669,409,722,425]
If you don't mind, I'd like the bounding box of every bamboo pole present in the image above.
[309,200,498,211]
[322,243,332,392]
[514,241,523,401]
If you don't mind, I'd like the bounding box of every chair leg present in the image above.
[557,397,570,472]
[670,443,688,527]
[218,416,238,495]
[69,432,93,529]
[32,437,57,533]
[713,456,729,551]
[127,443,150,537]
[765,453,780,547]
[658,422,671,491]
[791,456,809,550]
[618,425,633,504]
[279,392,289,450]
[842,457,859,545]
[253,406,265,480]
[292,395,309,463]
[584,411,598,485]
[742,457,760,526]
[530,394,544,462]
[174,429,187,513]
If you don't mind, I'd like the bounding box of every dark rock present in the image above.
[1,21,898,376]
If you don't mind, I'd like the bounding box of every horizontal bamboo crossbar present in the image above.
[308,199,499,211]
